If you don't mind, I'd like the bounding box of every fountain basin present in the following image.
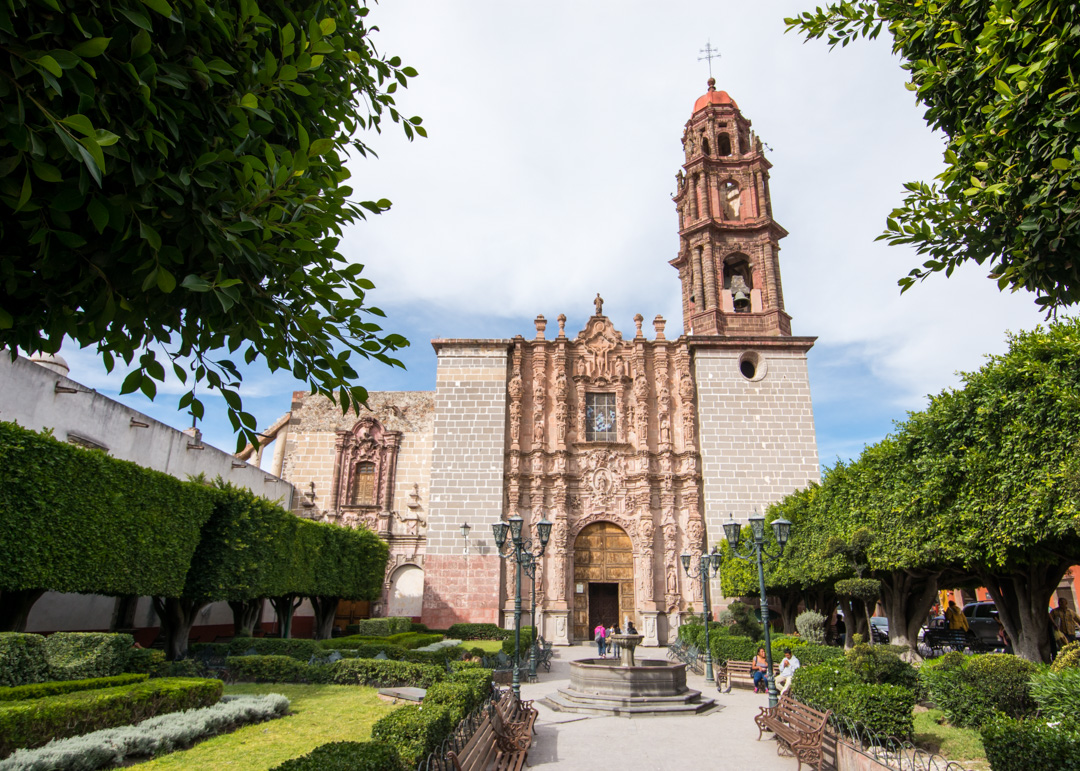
[570,658,687,698]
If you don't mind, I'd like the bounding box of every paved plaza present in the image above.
[518,644,798,770]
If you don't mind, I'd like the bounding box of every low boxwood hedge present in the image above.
[500,627,535,656]
[43,633,133,682]
[0,677,222,757]
[981,716,1080,771]
[320,632,442,651]
[330,659,445,688]
[270,740,408,771]
[226,656,331,684]
[0,673,148,702]
[920,652,1037,728]
[371,702,453,767]
[0,634,48,688]
[446,623,509,641]
[790,663,915,739]
[343,618,412,637]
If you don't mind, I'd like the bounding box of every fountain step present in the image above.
[540,688,718,717]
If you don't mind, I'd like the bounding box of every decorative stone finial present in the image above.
[634,314,644,338]
[653,315,666,340]
[593,293,604,316]
[707,77,716,92]
[557,314,566,338]
[534,315,547,340]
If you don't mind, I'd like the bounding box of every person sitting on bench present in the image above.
[751,647,769,693]
[775,648,801,694]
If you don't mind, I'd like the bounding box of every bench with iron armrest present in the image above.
[535,637,554,672]
[716,659,780,692]
[666,638,688,661]
[447,705,527,771]
[667,640,703,674]
[922,628,984,657]
[495,691,538,737]
[754,692,832,771]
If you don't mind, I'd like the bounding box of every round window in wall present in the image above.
[738,351,766,381]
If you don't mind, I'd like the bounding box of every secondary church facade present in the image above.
[263,80,821,645]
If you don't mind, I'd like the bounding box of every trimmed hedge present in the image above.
[0,421,215,599]
[330,659,445,688]
[843,642,919,691]
[500,627,535,656]
[0,677,222,757]
[446,623,510,641]
[270,741,408,771]
[227,656,331,684]
[790,663,915,739]
[344,618,412,637]
[371,703,453,767]
[44,633,133,681]
[0,674,148,702]
[920,652,1037,728]
[981,716,1080,771]
[321,632,443,651]
[425,667,493,724]
[0,634,47,687]
[124,648,167,676]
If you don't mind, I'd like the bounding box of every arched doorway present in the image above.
[387,564,425,618]
[572,522,634,641]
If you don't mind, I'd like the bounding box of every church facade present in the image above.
[266,79,821,645]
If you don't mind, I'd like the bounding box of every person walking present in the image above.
[1051,597,1079,640]
[594,622,607,658]
[944,601,969,631]
[609,623,621,658]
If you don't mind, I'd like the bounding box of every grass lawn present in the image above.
[467,639,505,654]
[913,709,990,771]
[137,684,395,771]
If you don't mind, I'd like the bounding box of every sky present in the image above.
[60,0,1053,468]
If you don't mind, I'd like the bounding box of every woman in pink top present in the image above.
[594,623,607,657]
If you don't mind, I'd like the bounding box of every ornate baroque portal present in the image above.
[503,309,706,645]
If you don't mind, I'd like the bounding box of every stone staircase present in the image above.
[541,686,717,717]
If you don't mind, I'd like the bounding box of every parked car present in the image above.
[964,601,1000,646]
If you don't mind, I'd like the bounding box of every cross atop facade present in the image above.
[698,40,720,78]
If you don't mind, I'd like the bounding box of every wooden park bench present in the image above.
[716,659,780,693]
[922,628,983,657]
[445,692,532,771]
[754,692,832,771]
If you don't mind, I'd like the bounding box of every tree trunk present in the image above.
[310,596,340,641]
[269,595,303,638]
[229,599,263,637]
[839,597,869,648]
[777,591,801,634]
[977,561,1070,663]
[152,597,206,660]
[878,570,940,661]
[0,589,45,632]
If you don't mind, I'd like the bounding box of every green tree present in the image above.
[0,0,422,449]
[787,2,1080,311]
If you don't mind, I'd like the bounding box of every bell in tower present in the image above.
[670,78,794,337]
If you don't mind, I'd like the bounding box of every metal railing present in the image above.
[827,714,977,771]
[416,686,507,771]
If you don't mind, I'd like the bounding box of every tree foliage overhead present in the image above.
[787,1,1080,311]
[0,0,422,449]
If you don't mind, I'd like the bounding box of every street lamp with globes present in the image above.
[681,546,722,682]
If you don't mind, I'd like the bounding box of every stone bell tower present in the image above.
[671,78,791,337]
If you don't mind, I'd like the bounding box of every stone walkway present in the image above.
[518,644,798,770]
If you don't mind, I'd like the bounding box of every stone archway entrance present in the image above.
[572,522,634,641]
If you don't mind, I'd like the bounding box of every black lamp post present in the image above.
[492,514,551,699]
[723,508,792,708]
[522,552,539,679]
[681,547,722,682]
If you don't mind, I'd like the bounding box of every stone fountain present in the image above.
[541,634,716,717]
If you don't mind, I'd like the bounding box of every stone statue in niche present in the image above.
[508,374,523,400]
[556,402,567,442]
[679,373,694,402]
[533,412,545,445]
[659,417,671,445]
[555,371,569,400]
[686,517,704,553]
[509,402,521,442]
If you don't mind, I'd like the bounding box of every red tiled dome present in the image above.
[693,78,738,112]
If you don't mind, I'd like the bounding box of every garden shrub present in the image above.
[500,627,535,656]
[920,652,1036,728]
[677,621,730,648]
[844,641,919,691]
[399,646,467,666]
[270,740,407,771]
[371,703,453,767]
[223,638,323,660]
[0,694,288,771]
[727,601,763,640]
[123,648,166,676]
[446,623,510,641]
[446,666,493,695]
[794,643,845,666]
[981,716,1080,771]
[1030,666,1080,728]
[0,674,147,702]
[790,663,915,739]
[0,677,222,757]
[796,609,826,643]
[226,655,331,684]
[422,682,475,725]
[1051,640,1080,672]
[43,633,133,681]
[710,635,758,664]
[330,658,444,688]
[345,618,411,637]
[410,622,430,633]
[0,634,47,688]
[318,641,408,658]
[322,632,442,651]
